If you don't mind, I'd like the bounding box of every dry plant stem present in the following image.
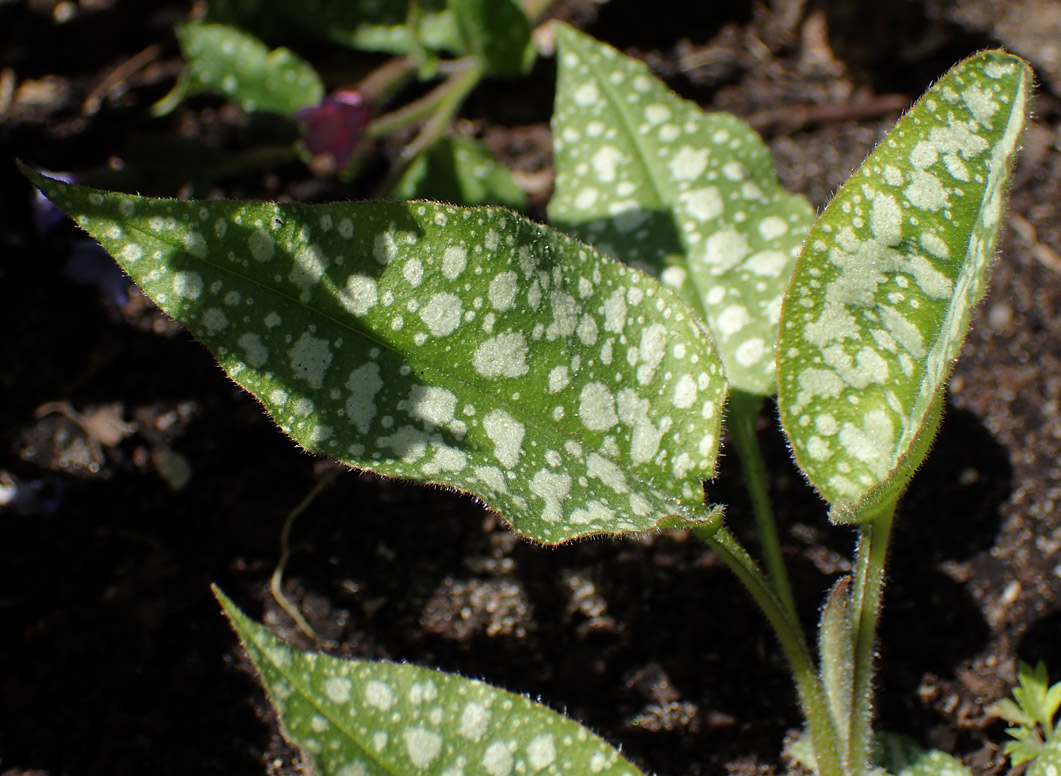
[846,497,898,775]
[269,469,342,640]
[357,55,418,106]
[726,389,799,621]
[700,525,844,776]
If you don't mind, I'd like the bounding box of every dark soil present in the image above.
[3,1,1061,775]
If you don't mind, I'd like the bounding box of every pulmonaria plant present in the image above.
[152,1,539,189]
[24,24,1032,776]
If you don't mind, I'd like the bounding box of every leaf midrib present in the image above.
[120,200,710,533]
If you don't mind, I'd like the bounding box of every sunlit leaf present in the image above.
[26,168,726,544]
[1028,738,1061,776]
[217,588,649,776]
[153,22,323,117]
[394,136,528,211]
[777,50,1032,517]
[548,24,814,396]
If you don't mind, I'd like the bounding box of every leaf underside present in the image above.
[549,24,814,396]
[217,588,648,776]
[27,169,727,544]
[777,50,1032,514]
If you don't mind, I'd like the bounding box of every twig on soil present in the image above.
[270,468,342,641]
[1009,212,1061,274]
[746,93,909,134]
[82,44,162,116]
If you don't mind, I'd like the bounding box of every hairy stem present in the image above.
[698,526,844,776]
[727,389,798,621]
[846,497,898,775]
[374,60,483,195]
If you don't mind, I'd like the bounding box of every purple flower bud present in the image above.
[31,171,78,235]
[296,89,371,172]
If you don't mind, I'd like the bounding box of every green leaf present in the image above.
[153,22,324,117]
[777,50,1032,516]
[205,0,460,56]
[874,734,973,776]
[818,577,853,752]
[216,588,649,776]
[394,136,528,211]
[447,0,534,77]
[1028,738,1061,776]
[548,24,814,396]
[26,167,726,544]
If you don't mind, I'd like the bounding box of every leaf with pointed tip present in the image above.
[777,50,1032,517]
[394,136,528,211]
[153,22,323,117]
[26,167,726,544]
[548,24,814,396]
[216,588,649,776]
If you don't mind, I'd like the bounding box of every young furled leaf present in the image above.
[549,24,814,396]
[26,168,727,544]
[216,588,649,776]
[153,22,323,117]
[777,50,1032,519]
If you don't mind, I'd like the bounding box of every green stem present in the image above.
[373,60,483,195]
[357,56,419,107]
[846,497,898,775]
[727,389,798,621]
[699,526,845,776]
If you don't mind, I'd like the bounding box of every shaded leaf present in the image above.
[154,22,323,117]
[447,0,534,77]
[394,136,528,211]
[205,0,459,56]
[777,51,1032,516]
[217,588,649,776]
[874,734,973,776]
[549,24,814,395]
[26,168,726,544]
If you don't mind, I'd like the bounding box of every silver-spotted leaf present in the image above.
[777,51,1031,515]
[549,24,814,395]
[1028,738,1061,776]
[874,734,973,776]
[28,169,726,544]
[216,588,649,776]
[153,22,323,117]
